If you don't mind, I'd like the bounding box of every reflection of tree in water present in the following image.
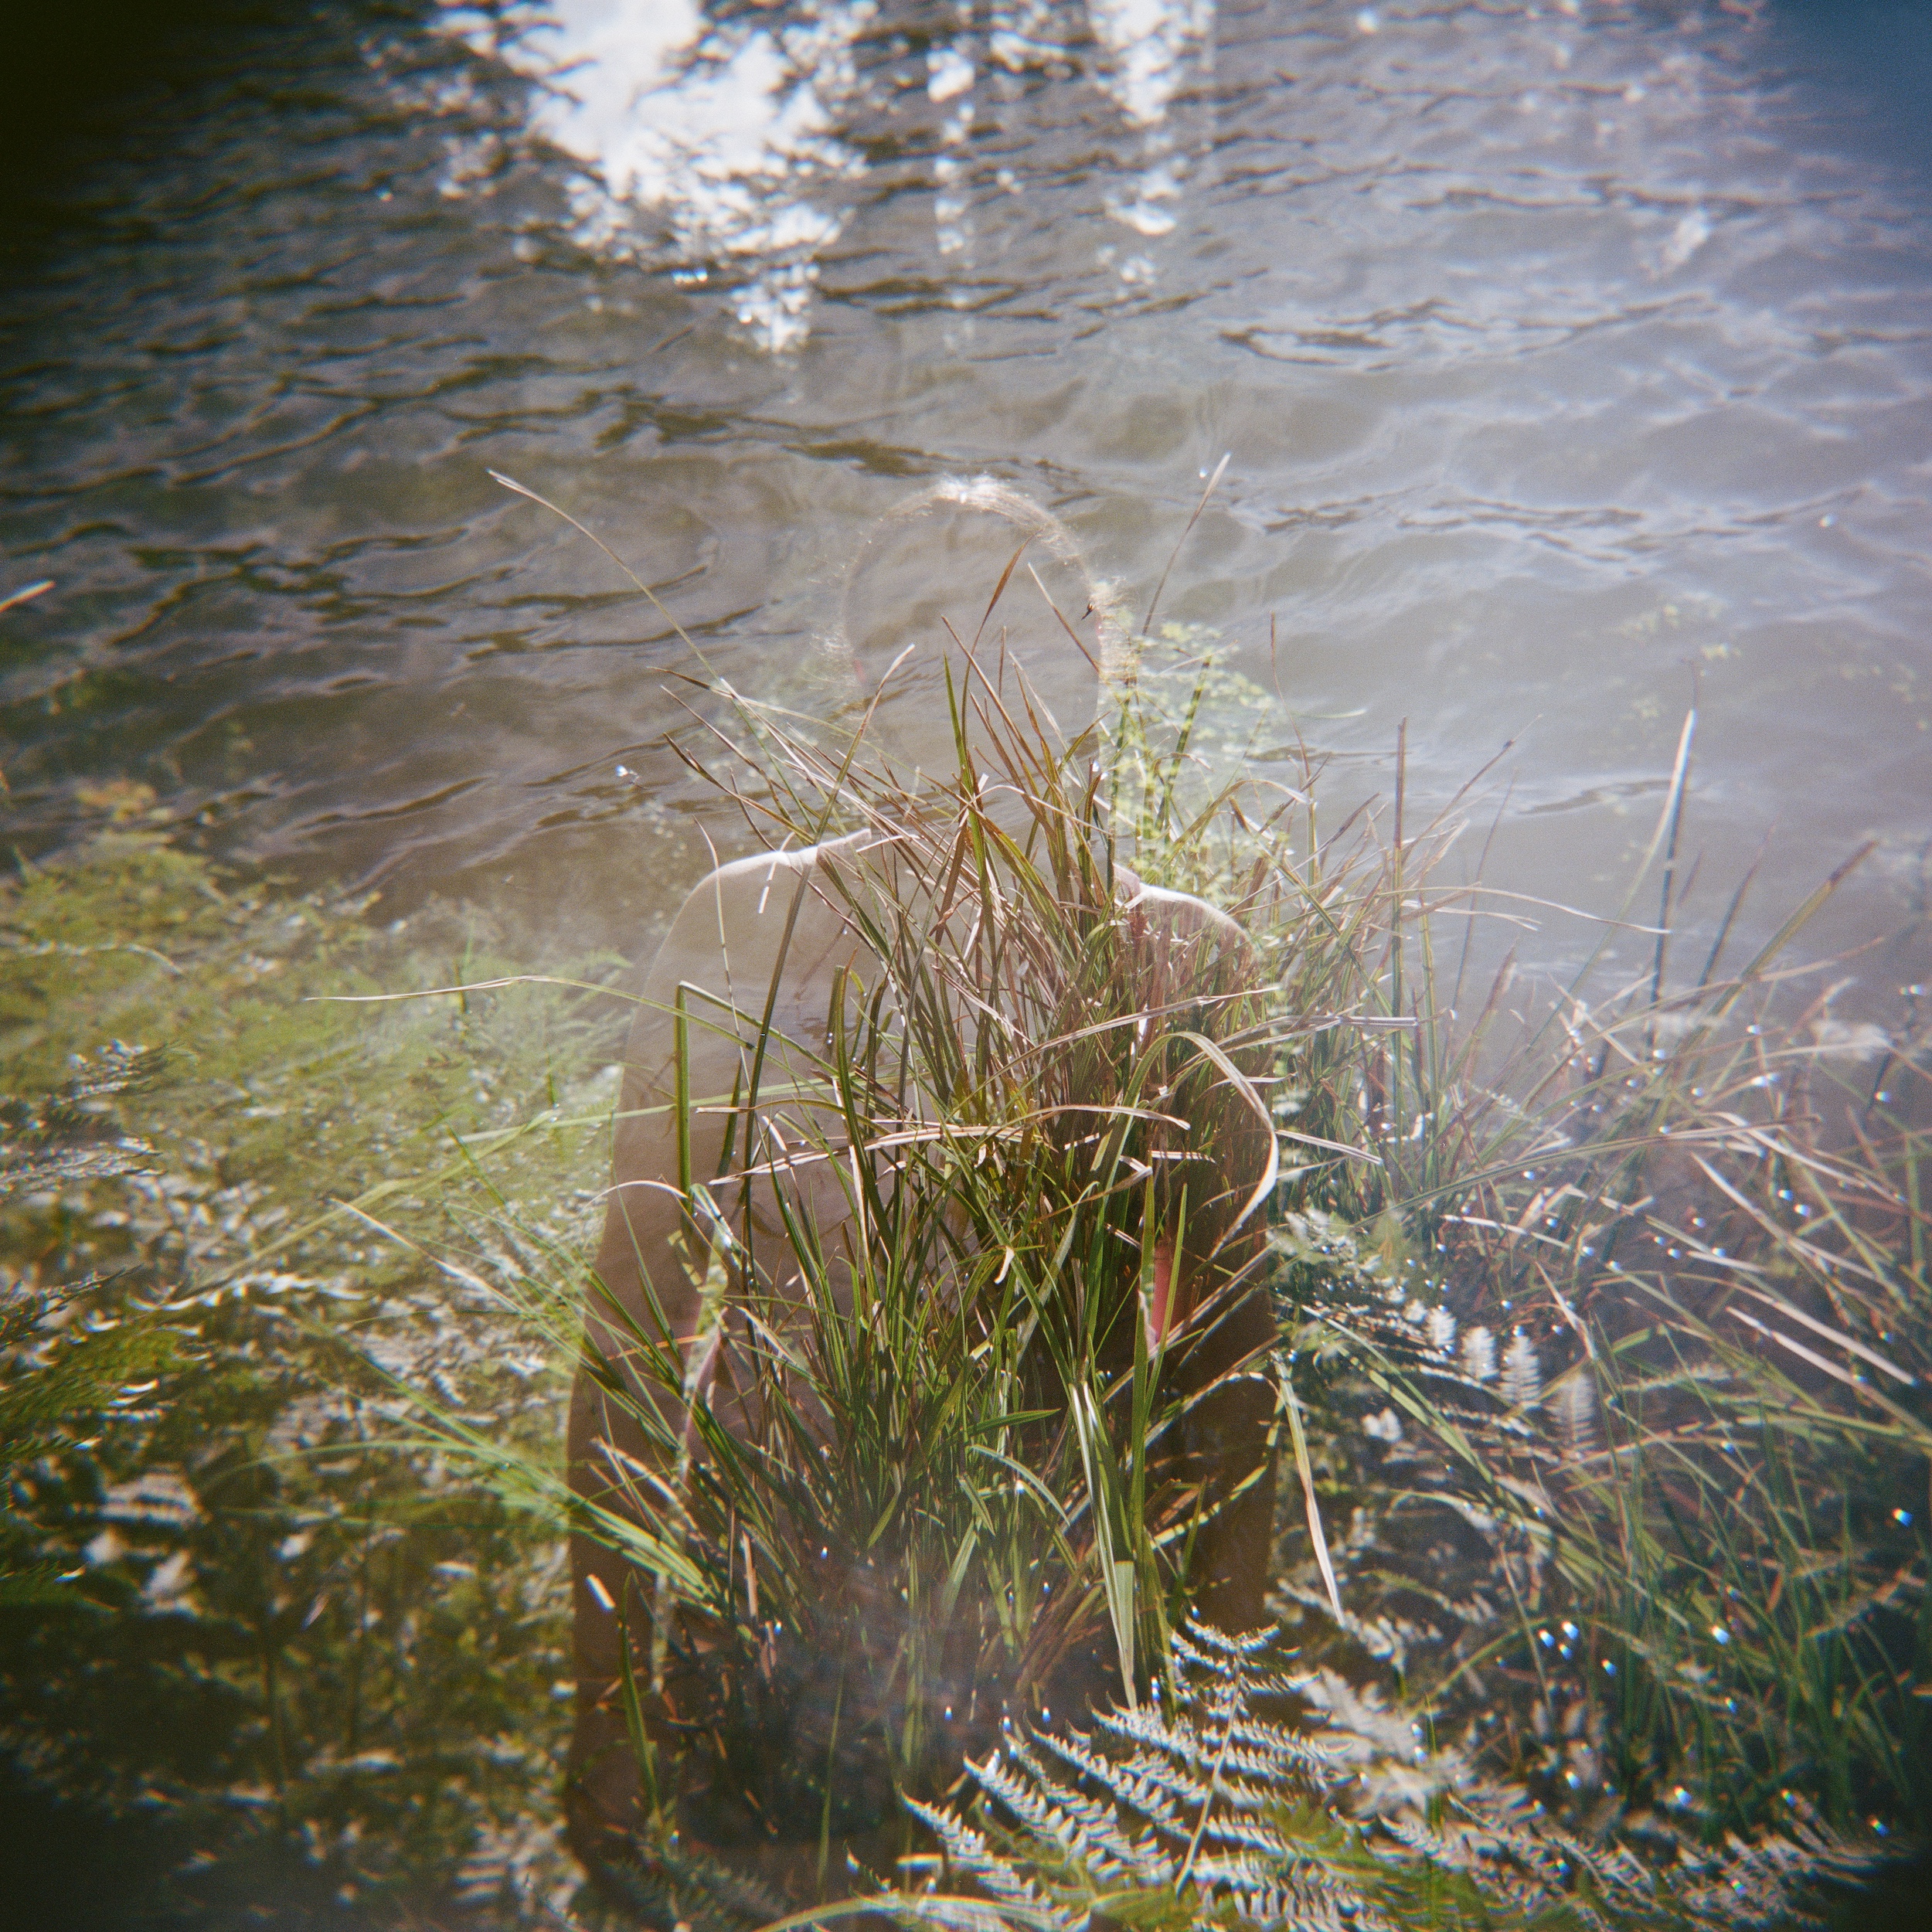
[435,0,1219,347]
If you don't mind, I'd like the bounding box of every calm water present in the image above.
[3,0,1929,997]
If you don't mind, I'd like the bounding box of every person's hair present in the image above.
[830,477,1131,730]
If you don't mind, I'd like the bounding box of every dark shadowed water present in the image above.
[3,0,1928,1000]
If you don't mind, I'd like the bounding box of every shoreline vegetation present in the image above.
[2,635,1926,1930]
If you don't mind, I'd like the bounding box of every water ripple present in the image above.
[0,0,1927,968]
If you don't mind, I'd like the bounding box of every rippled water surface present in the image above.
[4,0,1929,985]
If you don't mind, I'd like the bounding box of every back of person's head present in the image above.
[833,478,1128,774]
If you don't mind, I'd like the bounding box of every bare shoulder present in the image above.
[641,832,883,1009]
[1112,863,1248,947]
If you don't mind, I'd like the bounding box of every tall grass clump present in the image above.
[410,662,1303,1883]
[1083,652,1926,1843]
[869,659,1918,1925]
[1221,712,1930,1845]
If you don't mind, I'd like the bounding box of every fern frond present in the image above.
[600,1836,792,1932]
[903,1798,1069,1921]
[897,1622,1886,1932]
[971,1751,1112,1878]
[1001,1740,1160,1879]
